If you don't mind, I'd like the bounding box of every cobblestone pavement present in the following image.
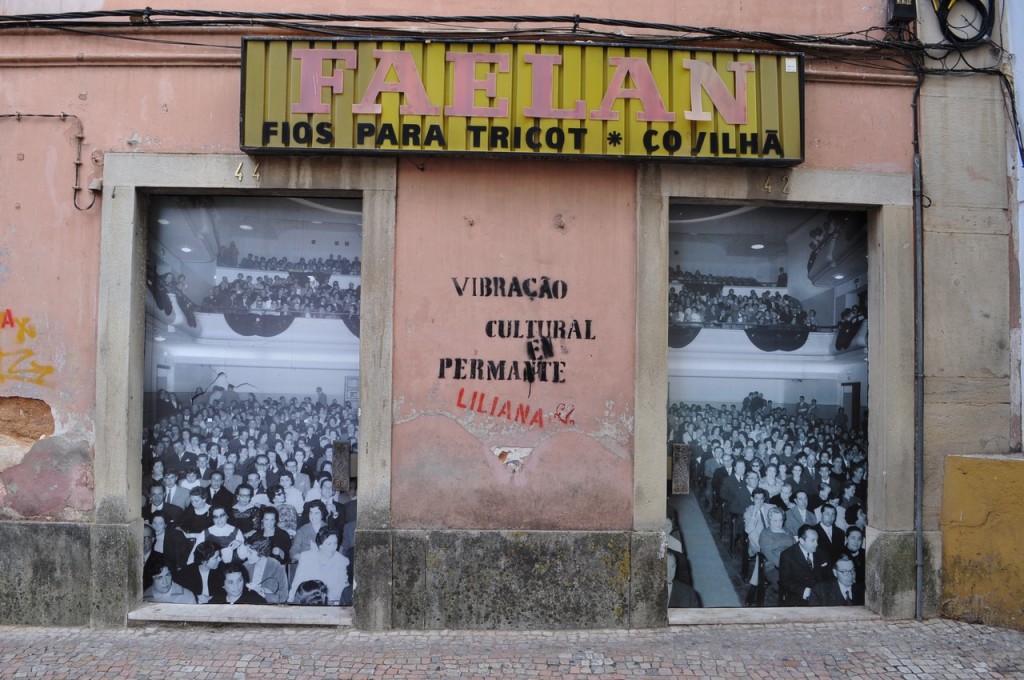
[0,619,1022,679]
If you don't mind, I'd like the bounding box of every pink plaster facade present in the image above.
[392,160,636,529]
[0,3,912,522]
[8,0,992,633]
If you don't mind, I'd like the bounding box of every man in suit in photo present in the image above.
[785,491,817,536]
[842,526,867,585]
[143,482,183,528]
[709,453,734,512]
[814,504,847,567]
[728,470,760,518]
[779,524,830,606]
[162,440,197,477]
[194,452,215,487]
[249,454,280,495]
[208,471,236,510]
[809,554,864,606]
[162,471,192,510]
[719,459,747,514]
[702,447,725,506]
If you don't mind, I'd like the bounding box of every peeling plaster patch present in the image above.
[595,400,634,450]
[399,404,632,466]
[591,435,633,461]
[0,434,31,474]
[0,246,8,283]
[491,446,532,472]
[398,404,536,442]
[0,435,93,518]
[52,411,94,442]
[0,397,55,472]
[66,461,95,514]
[395,406,455,427]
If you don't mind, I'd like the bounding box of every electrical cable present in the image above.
[0,8,1018,166]
[49,24,239,49]
[0,113,98,211]
[930,0,993,46]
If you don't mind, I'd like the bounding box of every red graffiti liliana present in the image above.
[455,388,545,428]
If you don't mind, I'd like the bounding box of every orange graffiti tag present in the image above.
[0,348,55,385]
[0,309,55,386]
[14,316,36,344]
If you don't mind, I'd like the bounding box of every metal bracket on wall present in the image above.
[332,440,351,492]
[671,443,690,495]
[0,112,98,211]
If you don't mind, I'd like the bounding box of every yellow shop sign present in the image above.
[241,38,803,164]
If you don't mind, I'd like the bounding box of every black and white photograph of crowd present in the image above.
[665,204,869,609]
[142,195,362,607]
[142,386,358,606]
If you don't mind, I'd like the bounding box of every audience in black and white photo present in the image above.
[670,393,868,607]
[140,384,357,606]
[668,268,811,329]
[218,242,361,276]
[200,273,360,319]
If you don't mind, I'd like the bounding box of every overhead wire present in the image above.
[0,6,1017,162]
[48,24,240,49]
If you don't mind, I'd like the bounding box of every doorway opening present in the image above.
[666,203,869,609]
[141,194,361,608]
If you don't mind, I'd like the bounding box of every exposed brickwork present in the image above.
[0,397,56,480]
[0,397,55,441]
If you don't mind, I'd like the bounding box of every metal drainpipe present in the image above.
[912,76,926,622]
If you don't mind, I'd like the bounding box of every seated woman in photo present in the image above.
[288,527,349,605]
[758,506,795,588]
[268,484,299,537]
[177,487,214,564]
[196,505,245,563]
[246,506,292,564]
[238,543,288,604]
[179,486,214,538]
[290,500,328,562]
[279,471,305,514]
[211,562,267,605]
[760,464,783,497]
[230,484,261,536]
[143,556,197,604]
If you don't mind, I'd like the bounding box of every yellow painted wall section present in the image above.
[941,455,1024,630]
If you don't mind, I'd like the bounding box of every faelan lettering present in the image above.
[289,49,754,125]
